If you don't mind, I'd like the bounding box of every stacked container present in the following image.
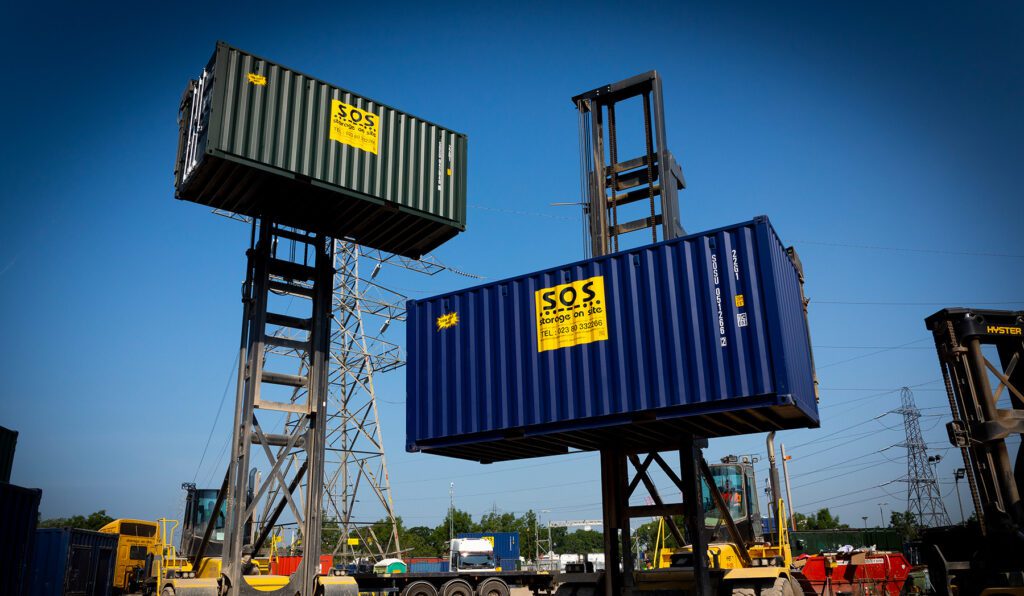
[28,528,118,596]
[175,42,469,258]
[407,216,818,462]
[457,532,520,571]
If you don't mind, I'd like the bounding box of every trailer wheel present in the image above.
[403,581,440,596]
[477,578,510,596]
[441,579,474,596]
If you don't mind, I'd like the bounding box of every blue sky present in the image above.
[1,0,1021,534]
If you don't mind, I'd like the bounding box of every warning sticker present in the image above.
[330,100,379,155]
[535,276,608,353]
[247,72,267,86]
[436,312,459,331]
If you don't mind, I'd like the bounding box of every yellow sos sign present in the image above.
[534,276,608,353]
[330,100,380,155]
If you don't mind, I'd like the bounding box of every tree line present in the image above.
[325,509,607,559]
[41,506,936,559]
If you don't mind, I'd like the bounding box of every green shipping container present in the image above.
[175,42,468,258]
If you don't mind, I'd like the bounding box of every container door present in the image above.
[92,548,113,596]
[65,546,94,596]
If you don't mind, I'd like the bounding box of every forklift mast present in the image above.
[573,71,686,259]
[924,308,1024,595]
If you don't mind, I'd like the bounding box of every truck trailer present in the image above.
[351,538,553,596]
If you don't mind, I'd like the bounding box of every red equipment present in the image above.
[796,551,911,595]
[270,555,334,576]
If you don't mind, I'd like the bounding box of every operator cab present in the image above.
[181,484,228,558]
[702,456,763,545]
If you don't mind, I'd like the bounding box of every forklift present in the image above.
[921,309,1024,596]
[651,445,797,595]
[551,71,810,596]
[553,433,798,596]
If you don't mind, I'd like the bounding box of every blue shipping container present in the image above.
[457,531,520,570]
[0,482,41,596]
[409,562,451,573]
[406,216,818,462]
[29,528,118,596]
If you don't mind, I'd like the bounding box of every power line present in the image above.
[813,300,1024,306]
[799,480,901,509]
[817,339,931,369]
[390,452,598,486]
[793,239,1024,259]
[469,204,575,221]
[818,380,942,411]
[192,353,239,484]
[788,412,892,450]
[814,345,934,350]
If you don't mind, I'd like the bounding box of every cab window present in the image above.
[129,545,149,560]
[120,522,158,538]
[701,464,746,524]
[195,489,226,530]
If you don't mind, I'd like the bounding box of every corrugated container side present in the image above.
[409,562,450,573]
[757,224,817,417]
[29,529,118,596]
[0,482,41,596]
[457,531,520,562]
[406,217,818,462]
[176,42,468,257]
[407,557,446,564]
[0,426,17,482]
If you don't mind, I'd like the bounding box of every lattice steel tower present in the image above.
[221,212,469,562]
[321,242,404,560]
[898,386,952,527]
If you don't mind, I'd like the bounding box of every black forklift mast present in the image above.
[924,308,1024,595]
[573,71,686,258]
[571,72,746,596]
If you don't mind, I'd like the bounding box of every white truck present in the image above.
[449,538,499,572]
[352,537,553,596]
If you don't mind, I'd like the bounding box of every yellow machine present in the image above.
[130,518,345,596]
[99,519,162,593]
[100,493,347,596]
[643,442,799,595]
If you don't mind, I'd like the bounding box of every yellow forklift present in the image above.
[554,432,799,596]
[650,447,796,595]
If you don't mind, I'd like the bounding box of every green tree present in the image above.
[428,509,478,557]
[792,508,849,530]
[558,529,603,555]
[38,510,114,531]
[633,518,685,553]
[402,526,437,557]
[889,510,920,540]
[322,513,342,554]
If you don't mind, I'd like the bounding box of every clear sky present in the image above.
[1,0,1022,534]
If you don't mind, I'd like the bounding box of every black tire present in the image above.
[759,576,800,596]
[441,579,474,596]
[477,579,510,596]
[403,581,440,596]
